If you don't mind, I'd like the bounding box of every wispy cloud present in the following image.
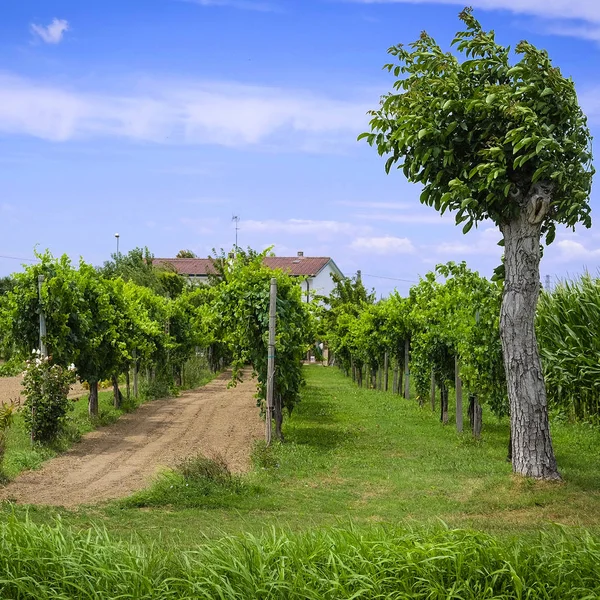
[555,239,600,262]
[539,22,600,42]
[344,0,600,24]
[182,0,279,11]
[243,218,371,236]
[0,73,368,150]
[336,200,411,210]
[350,235,415,254]
[30,18,69,44]
[355,211,454,225]
[432,227,502,257]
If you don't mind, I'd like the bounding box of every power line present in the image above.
[0,254,38,263]
[361,273,417,284]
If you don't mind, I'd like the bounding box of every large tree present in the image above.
[360,9,594,479]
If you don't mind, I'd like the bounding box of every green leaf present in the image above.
[418,128,428,139]
[486,93,497,104]
[462,221,473,234]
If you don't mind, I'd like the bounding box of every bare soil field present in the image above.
[0,375,86,406]
[0,371,262,507]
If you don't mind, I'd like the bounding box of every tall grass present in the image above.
[537,274,600,421]
[0,518,599,598]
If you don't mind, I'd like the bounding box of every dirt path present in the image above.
[0,375,86,406]
[0,371,263,507]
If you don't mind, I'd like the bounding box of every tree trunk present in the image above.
[398,367,403,396]
[393,365,398,394]
[403,339,410,400]
[473,397,482,439]
[384,352,389,392]
[440,384,449,425]
[500,183,560,480]
[455,356,463,433]
[274,393,284,442]
[430,370,435,411]
[126,368,130,401]
[88,381,99,418]
[112,375,122,409]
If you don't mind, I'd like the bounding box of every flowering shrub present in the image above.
[22,351,77,443]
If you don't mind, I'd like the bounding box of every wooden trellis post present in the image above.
[266,278,277,446]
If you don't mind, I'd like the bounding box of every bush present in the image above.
[0,358,25,378]
[0,402,15,481]
[122,453,252,508]
[21,352,77,443]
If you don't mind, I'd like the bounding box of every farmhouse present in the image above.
[153,252,344,301]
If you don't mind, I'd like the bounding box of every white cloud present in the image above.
[350,235,415,254]
[336,200,411,210]
[0,73,368,149]
[243,219,371,236]
[355,211,454,225]
[431,226,502,256]
[30,18,69,44]
[555,239,600,261]
[347,0,600,23]
[182,0,278,11]
[540,22,600,42]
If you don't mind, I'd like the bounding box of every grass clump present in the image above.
[1,518,600,599]
[122,453,258,509]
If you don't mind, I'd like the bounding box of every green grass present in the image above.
[1,517,600,599]
[3,365,600,596]
[4,364,600,545]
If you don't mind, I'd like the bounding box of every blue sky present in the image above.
[1,0,600,296]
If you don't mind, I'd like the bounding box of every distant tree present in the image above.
[360,9,594,479]
[176,249,198,258]
[99,246,159,288]
[0,276,14,297]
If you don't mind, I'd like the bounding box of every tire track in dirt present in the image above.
[0,371,263,507]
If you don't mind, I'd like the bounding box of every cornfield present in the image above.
[537,274,600,421]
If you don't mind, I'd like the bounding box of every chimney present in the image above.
[297,251,304,257]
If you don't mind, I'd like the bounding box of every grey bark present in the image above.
[274,393,284,442]
[468,394,482,439]
[88,381,99,418]
[440,384,449,425]
[112,375,122,409]
[499,182,560,480]
[455,356,463,433]
[384,352,389,392]
[393,365,398,394]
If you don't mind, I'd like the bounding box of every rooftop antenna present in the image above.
[232,215,240,256]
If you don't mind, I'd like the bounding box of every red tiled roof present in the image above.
[153,256,333,277]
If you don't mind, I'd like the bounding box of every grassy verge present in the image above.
[1,517,600,599]
[5,364,600,546]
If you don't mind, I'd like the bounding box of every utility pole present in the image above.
[266,277,277,445]
[545,274,551,292]
[232,216,240,255]
[115,233,120,265]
